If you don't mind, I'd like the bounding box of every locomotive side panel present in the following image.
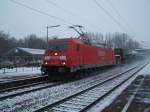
[80,44,115,69]
[104,48,115,65]
[66,41,84,72]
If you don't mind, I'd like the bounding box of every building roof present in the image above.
[17,47,45,55]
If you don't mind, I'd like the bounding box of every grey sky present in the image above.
[0,0,150,46]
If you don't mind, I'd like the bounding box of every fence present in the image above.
[0,56,43,74]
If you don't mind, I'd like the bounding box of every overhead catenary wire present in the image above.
[92,0,129,33]
[10,0,134,37]
[106,0,137,36]
[106,0,128,24]
[10,0,73,25]
[46,0,75,17]
[45,0,104,32]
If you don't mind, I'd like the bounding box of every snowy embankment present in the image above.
[88,61,149,112]
[0,67,41,77]
[0,61,145,112]
[137,62,150,76]
[88,67,142,112]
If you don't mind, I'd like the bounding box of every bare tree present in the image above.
[105,32,140,49]
[0,29,140,56]
[85,32,105,47]
[20,34,46,49]
[105,33,113,48]
[0,31,17,55]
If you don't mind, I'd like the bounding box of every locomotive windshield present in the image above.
[48,41,68,51]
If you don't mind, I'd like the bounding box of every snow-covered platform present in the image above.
[102,73,150,112]
[137,62,150,76]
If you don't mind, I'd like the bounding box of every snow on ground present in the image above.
[137,61,150,76]
[0,67,41,77]
[0,62,144,112]
[88,67,142,112]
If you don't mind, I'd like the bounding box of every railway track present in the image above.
[0,75,48,91]
[101,74,150,112]
[0,75,40,82]
[0,61,146,112]
[121,76,145,112]
[0,61,141,92]
[0,66,121,101]
[33,63,147,112]
[0,81,63,101]
[0,66,114,92]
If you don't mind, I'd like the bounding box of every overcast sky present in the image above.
[0,0,150,47]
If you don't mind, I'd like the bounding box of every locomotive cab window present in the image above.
[48,41,68,51]
[76,44,80,51]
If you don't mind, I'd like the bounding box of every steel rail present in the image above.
[33,63,147,112]
[80,64,147,112]
[0,75,48,90]
[0,67,117,101]
[0,81,65,101]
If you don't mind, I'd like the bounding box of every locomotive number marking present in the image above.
[98,51,106,56]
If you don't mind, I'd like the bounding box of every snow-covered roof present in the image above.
[18,47,45,55]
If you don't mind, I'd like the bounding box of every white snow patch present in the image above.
[88,71,140,112]
[142,98,150,103]
[0,61,145,111]
[0,67,41,77]
[137,62,150,76]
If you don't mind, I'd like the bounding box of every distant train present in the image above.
[41,37,125,77]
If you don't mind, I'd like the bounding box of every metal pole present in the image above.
[46,25,60,49]
[3,68,5,74]
[46,26,49,49]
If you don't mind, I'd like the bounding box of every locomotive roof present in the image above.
[48,38,82,43]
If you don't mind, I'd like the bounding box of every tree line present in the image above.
[0,31,46,55]
[0,30,141,55]
[85,32,141,49]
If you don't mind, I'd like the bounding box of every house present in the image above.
[2,47,45,65]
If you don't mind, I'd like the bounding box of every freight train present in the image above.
[41,37,125,77]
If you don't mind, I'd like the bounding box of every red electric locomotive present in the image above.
[41,25,117,77]
[41,37,116,77]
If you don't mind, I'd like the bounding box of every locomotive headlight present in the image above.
[54,52,58,56]
[45,61,48,65]
[59,56,66,60]
[44,56,51,60]
[61,61,66,65]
